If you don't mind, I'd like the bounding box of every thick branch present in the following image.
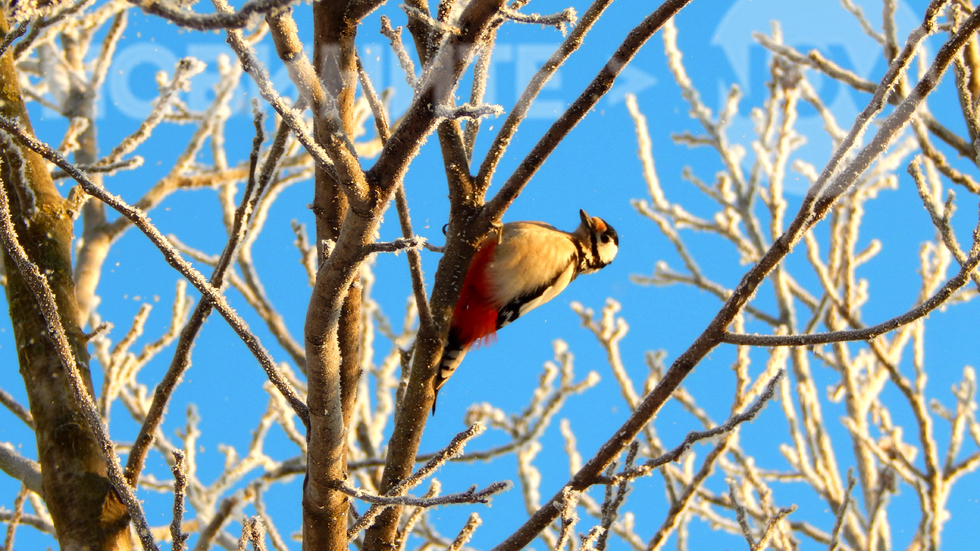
[365,0,506,194]
[0,12,137,549]
[0,151,158,551]
[303,1,365,548]
[361,0,511,547]
[216,0,370,208]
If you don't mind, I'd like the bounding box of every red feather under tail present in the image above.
[432,238,502,415]
[450,238,500,348]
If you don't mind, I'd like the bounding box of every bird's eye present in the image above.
[600,235,610,244]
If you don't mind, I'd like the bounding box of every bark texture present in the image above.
[302,1,363,548]
[0,13,131,551]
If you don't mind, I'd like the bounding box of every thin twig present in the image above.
[0,386,34,428]
[195,493,244,551]
[0,443,42,495]
[723,248,980,346]
[133,0,298,30]
[828,471,856,551]
[0,117,311,432]
[332,480,509,507]
[170,450,189,551]
[348,423,488,538]
[447,513,482,551]
[596,443,638,551]
[602,371,784,484]
[381,16,417,88]
[356,52,433,327]
[3,484,27,551]
[362,236,427,256]
[0,19,28,59]
[98,58,206,168]
[476,0,620,194]
[500,6,577,34]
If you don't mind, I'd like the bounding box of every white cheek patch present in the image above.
[597,242,618,266]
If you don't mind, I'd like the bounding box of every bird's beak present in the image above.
[579,209,591,228]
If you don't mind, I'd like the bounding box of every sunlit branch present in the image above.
[100,58,205,167]
[170,450,189,551]
[594,443,638,551]
[12,0,110,61]
[0,19,27,58]
[402,4,460,35]
[911,119,980,195]
[435,102,504,121]
[333,480,509,507]
[195,491,245,551]
[0,387,33,429]
[446,513,481,551]
[463,32,494,159]
[350,423,487,538]
[476,0,619,196]
[723,248,980,346]
[499,6,577,33]
[354,53,433,328]
[3,485,27,551]
[0,510,53,536]
[216,0,368,206]
[381,16,418,89]
[54,156,144,180]
[827,471,857,551]
[124,106,294,484]
[0,444,41,495]
[579,526,605,551]
[88,8,127,96]
[604,371,784,485]
[910,157,980,291]
[133,0,298,30]
[359,237,428,262]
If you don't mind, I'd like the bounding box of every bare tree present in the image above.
[0,0,978,550]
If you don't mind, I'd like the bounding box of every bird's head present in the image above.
[575,209,619,273]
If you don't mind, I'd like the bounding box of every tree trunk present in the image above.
[0,13,132,551]
[302,1,362,548]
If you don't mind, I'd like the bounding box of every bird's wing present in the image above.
[488,222,578,329]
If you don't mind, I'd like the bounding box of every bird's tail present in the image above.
[432,333,468,414]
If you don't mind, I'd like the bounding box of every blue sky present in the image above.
[2,0,979,548]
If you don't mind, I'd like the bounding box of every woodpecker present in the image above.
[433,209,619,412]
